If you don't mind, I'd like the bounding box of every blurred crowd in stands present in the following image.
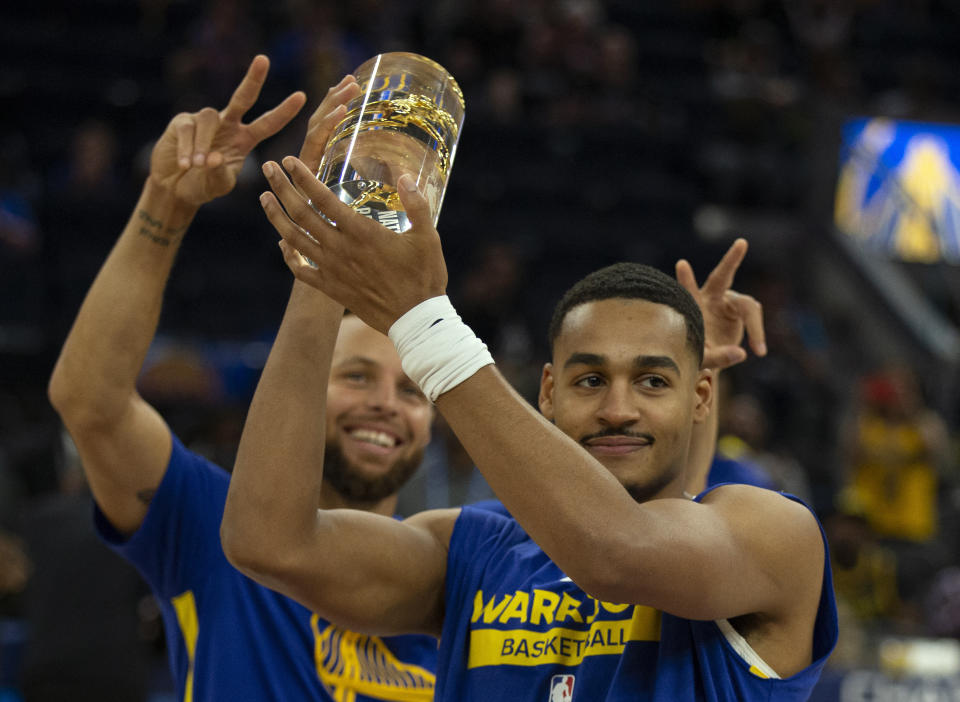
[3,0,960,697]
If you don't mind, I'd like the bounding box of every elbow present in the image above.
[221,530,307,596]
[48,363,111,430]
[221,522,269,581]
[48,370,88,429]
[221,487,265,575]
[220,513,265,577]
[47,364,74,419]
[220,509,295,584]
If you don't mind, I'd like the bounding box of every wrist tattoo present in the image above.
[136,487,158,505]
[138,210,162,228]
[136,209,186,247]
[138,226,172,246]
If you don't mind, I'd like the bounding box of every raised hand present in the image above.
[260,158,447,334]
[675,238,766,371]
[149,55,306,206]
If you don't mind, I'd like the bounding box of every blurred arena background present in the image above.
[2,1,960,699]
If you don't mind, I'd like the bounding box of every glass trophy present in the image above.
[316,52,466,233]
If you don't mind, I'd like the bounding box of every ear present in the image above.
[538,362,556,420]
[692,368,714,424]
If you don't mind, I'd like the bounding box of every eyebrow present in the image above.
[563,352,605,369]
[563,352,681,375]
[334,356,378,369]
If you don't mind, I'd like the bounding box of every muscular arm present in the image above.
[48,181,192,533]
[436,368,821,622]
[222,279,453,637]
[48,55,306,534]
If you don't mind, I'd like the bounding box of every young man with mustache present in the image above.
[222,147,837,699]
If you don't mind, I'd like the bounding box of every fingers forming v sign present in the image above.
[150,55,307,206]
[675,238,766,371]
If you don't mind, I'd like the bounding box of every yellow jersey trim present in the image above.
[171,590,199,702]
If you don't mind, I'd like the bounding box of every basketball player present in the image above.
[221,152,837,700]
[48,57,439,701]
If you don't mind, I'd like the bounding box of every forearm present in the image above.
[434,366,777,616]
[223,281,344,569]
[49,178,196,425]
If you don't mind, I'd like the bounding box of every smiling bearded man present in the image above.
[320,313,430,506]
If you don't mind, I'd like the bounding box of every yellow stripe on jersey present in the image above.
[749,665,770,679]
[311,615,435,702]
[468,605,662,669]
[171,590,199,702]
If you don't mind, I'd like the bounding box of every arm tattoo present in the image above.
[138,210,162,228]
[136,487,158,505]
[138,226,171,246]
[136,209,187,247]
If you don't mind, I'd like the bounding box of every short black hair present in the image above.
[547,262,704,366]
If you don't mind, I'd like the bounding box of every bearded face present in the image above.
[323,439,425,503]
[323,315,433,506]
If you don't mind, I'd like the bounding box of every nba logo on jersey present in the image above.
[549,674,575,701]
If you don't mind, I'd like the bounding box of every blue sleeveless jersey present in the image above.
[436,494,837,701]
[96,433,437,701]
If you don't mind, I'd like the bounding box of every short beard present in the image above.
[322,441,424,504]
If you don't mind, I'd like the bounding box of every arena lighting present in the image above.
[835,117,960,264]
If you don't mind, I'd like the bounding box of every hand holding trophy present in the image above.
[315,52,465,232]
[259,52,464,331]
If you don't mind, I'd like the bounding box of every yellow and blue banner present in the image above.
[835,117,960,263]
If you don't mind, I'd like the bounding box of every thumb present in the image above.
[397,175,434,232]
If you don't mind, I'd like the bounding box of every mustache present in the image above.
[579,427,655,444]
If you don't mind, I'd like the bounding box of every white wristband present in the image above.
[388,296,495,403]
